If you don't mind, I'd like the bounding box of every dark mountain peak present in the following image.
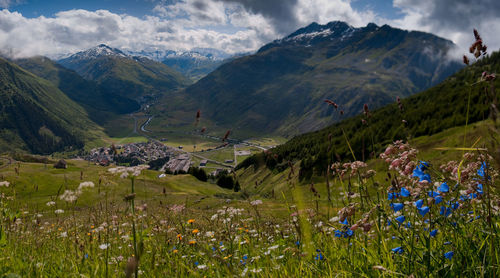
[365,22,379,31]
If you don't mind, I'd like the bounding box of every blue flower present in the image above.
[392,246,404,254]
[405,222,411,228]
[390,203,404,212]
[295,241,300,246]
[340,218,349,225]
[84,254,89,259]
[434,195,443,204]
[440,206,452,217]
[388,192,400,200]
[194,261,199,266]
[430,229,438,237]
[243,255,248,260]
[418,206,430,217]
[395,215,406,223]
[478,162,486,177]
[386,219,392,226]
[415,199,424,209]
[315,253,324,260]
[413,166,431,182]
[451,202,459,210]
[428,191,440,197]
[444,251,454,260]
[477,184,483,194]
[334,230,343,237]
[437,182,449,193]
[400,187,411,197]
[345,229,354,237]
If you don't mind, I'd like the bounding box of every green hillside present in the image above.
[237,51,500,177]
[0,58,106,154]
[13,56,140,123]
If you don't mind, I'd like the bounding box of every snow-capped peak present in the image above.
[70,44,129,60]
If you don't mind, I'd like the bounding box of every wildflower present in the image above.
[390,203,404,212]
[78,181,95,191]
[250,200,263,206]
[0,181,9,187]
[418,206,430,217]
[46,201,56,207]
[187,219,195,224]
[444,251,454,260]
[54,209,64,214]
[339,218,349,225]
[388,192,400,200]
[434,195,443,204]
[99,244,109,250]
[189,240,196,245]
[430,229,438,237]
[177,234,183,240]
[440,206,452,217]
[437,182,449,193]
[415,199,424,208]
[392,246,403,254]
[428,191,440,198]
[197,264,207,270]
[205,231,214,237]
[60,232,68,238]
[192,229,199,234]
[395,215,405,223]
[400,187,411,197]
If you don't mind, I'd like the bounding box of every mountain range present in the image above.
[127,48,236,81]
[0,20,472,155]
[155,21,462,138]
[58,44,191,104]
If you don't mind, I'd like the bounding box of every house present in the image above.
[199,160,208,167]
[224,159,234,164]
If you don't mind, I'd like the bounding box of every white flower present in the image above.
[78,181,95,191]
[250,200,263,206]
[54,209,64,214]
[60,190,80,202]
[268,245,279,251]
[197,264,207,270]
[60,232,68,238]
[46,201,56,207]
[205,231,214,237]
[0,181,10,187]
[99,243,110,250]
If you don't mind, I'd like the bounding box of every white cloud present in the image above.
[390,0,500,56]
[0,0,498,59]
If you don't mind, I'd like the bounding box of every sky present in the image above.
[0,0,499,58]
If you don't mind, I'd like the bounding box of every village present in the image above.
[84,141,230,175]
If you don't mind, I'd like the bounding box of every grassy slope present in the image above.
[0,159,231,211]
[0,58,107,154]
[236,119,496,202]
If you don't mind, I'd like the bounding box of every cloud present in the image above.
[0,0,22,9]
[391,0,500,55]
[0,0,498,59]
[0,8,266,58]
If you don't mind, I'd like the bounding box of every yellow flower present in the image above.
[177,234,183,240]
[192,229,199,234]
[187,219,195,224]
[189,240,196,245]
[173,249,178,254]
